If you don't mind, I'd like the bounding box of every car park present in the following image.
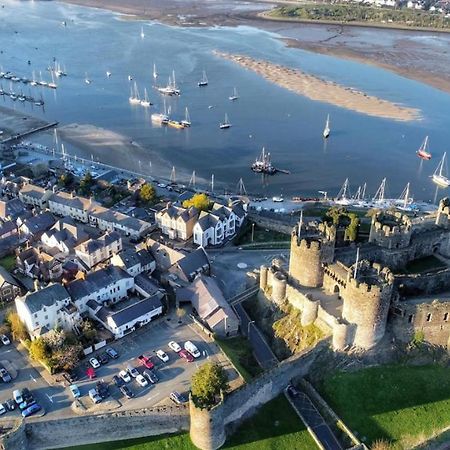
[120,385,134,399]
[168,341,182,353]
[89,357,100,369]
[105,347,119,359]
[119,370,131,383]
[96,382,109,399]
[0,404,6,415]
[170,391,187,405]
[0,335,10,345]
[184,341,201,358]
[98,353,109,365]
[136,374,148,387]
[156,349,169,362]
[137,355,154,369]
[0,368,11,382]
[113,375,124,387]
[127,365,140,378]
[88,388,102,404]
[21,403,41,418]
[143,370,158,384]
[69,384,80,398]
[179,349,194,362]
[13,389,23,405]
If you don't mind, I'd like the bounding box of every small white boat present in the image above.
[30,71,37,87]
[229,87,239,101]
[128,75,133,81]
[219,113,231,129]
[153,63,158,80]
[140,26,145,39]
[323,114,330,139]
[129,81,141,104]
[48,72,57,89]
[106,71,112,78]
[432,152,450,187]
[140,88,152,107]
[85,72,92,84]
[198,70,208,87]
[181,107,191,127]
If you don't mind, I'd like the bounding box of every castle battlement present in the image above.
[298,238,322,251]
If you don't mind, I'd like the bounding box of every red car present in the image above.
[138,355,154,369]
[179,349,194,362]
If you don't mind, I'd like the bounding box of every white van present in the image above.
[184,341,200,358]
[88,388,102,404]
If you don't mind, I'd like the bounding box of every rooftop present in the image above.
[19,284,70,313]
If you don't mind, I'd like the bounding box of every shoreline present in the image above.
[215,51,421,122]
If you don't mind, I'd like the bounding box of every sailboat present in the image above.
[48,71,57,89]
[140,26,145,39]
[140,88,152,107]
[153,63,158,81]
[219,113,231,129]
[129,81,141,104]
[34,93,44,106]
[85,72,92,84]
[30,71,38,86]
[181,107,191,127]
[198,70,208,87]
[106,71,112,78]
[335,178,352,206]
[39,71,48,87]
[432,153,450,187]
[151,98,169,124]
[229,87,239,101]
[323,114,330,139]
[416,136,431,160]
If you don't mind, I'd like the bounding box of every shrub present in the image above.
[191,362,228,409]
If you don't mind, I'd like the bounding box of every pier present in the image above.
[0,122,58,144]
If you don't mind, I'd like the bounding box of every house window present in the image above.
[45,315,48,320]
[408,314,414,323]
[426,313,432,322]
[444,312,448,321]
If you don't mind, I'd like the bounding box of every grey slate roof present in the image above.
[67,266,132,301]
[0,198,26,220]
[0,221,16,236]
[22,212,56,235]
[0,266,20,288]
[117,248,154,270]
[176,247,210,281]
[196,212,220,232]
[108,296,163,328]
[134,273,161,297]
[20,284,70,313]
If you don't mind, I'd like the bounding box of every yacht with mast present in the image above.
[85,72,92,84]
[153,63,158,81]
[129,82,141,104]
[323,114,330,139]
[219,113,231,129]
[198,70,208,87]
[416,136,432,160]
[251,147,276,175]
[335,178,352,205]
[181,107,191,127]
[151,99,169,124]
[229,87,239,101]
[140,88,152,107]
[432,153,450,187]
[140,26,145,39]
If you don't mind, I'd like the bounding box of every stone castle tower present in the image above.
[435,197,450,229]
[288,222,335,288]
[369,211,412,249]
[342,260,394,349]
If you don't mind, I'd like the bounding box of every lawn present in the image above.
[403,255,446,274]
[61,395,316,450]
[0,254,15,271]
[234,222,289,247]
[215,336,262,382]
[318,365,450,448]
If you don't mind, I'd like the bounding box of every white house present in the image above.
[75,231,122,269]
[19,184,52,209]
[15,283,80,339]
[66,266,134,313]
[155,204,198,240]
[41,218,88,255]
[111,247,155,277]
[48,191,94,223]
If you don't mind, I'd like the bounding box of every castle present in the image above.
[260,199,450,351]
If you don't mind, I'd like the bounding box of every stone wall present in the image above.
[24,405,189,450]
[0,420,28,450]
[395,268,450,296]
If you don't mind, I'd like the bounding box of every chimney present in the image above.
[33,279,40,292]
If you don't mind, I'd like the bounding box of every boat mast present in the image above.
[189,171,196,189]
[336,178,350,201]
[170,166,176,184]
[237,178,247,196]
[211,174,214,193]
[372,178,386,203]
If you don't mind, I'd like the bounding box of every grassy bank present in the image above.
[61,395,315,450]
[0,254,15,271]
[318,365,450,448]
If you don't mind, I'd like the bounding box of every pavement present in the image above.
[0,316,238,421]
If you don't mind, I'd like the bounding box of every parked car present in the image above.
[0,404,6,415]
[89,357,100,369]
[170,391,187,405]
[184,341,201,358]
[98,353,109,365]
[105,347,119,359]
[19,399,36,411]
[135,374,148,387]
[119,370,131,383]
[143,370,158,384]
[13,389,23,405]
[0,368,11,383]
[168,341,182,353]
[0,334,10,345]
[96,382,109,399]
[127,365,139,378]
[120,385,134,399]
[113,375,124,388]
[156,349,169,363]
[21,403,41,418]
[22,388,33,402]
[62,371,78,384]
[69,384,80,398]
[88,388,102,404]
[5,399,15,411]
[286,385,300,398]
[178,349,194,362]
[138,355,154,369]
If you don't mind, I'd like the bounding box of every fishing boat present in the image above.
[251,147,276,175]
[181,107,191,127]
[140,26,145,39]
[416,136,432,160]
[229,87,239,101]
[198,70,208,87]
[432,152,450,187]
[323,114,330,139]
[85,72,92,84]
[219,113,231,129]
[140,88,152,107]
[129,81,141,104]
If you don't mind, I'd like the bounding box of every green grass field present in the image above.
[61,395,315,450]
[319,365,450,448]
[0,254,15,271]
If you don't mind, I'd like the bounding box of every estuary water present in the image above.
[1,0,450,200]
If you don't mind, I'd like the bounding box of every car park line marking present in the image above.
[46,394,54,403]
[147,394,157,401]
[30,374,37,383]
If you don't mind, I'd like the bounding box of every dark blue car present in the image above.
[21,403,41,418]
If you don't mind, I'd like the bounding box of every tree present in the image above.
[139,183,156,204]
[43,329,66,351]
[6,311,28,341]
[29,337,49,362]
[79,171,94,195]
[52,343,82,371]
[183,193,210,211]
[59,172,74,187]
[191,362,228,409]
[79,319,98,344]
